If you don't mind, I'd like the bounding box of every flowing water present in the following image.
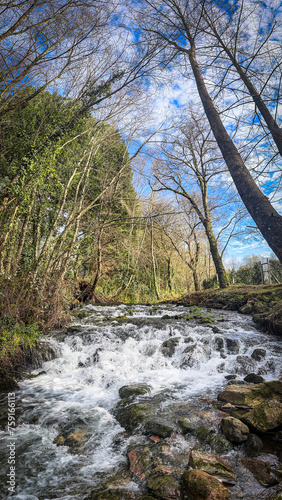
[0,303,281,499]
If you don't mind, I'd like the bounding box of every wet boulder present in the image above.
[196,426,213,443]
[116,402,153,433]
[144,420,174,438]
[116,401,176,437]
[188,450,236,485]
[161,337,180,357]
[242,399,282,433]
[245,433,263,457]
[182,469,230,500]
[251,348,266,361]
[241,458,279,487]
[119,384,151,399]
[244,373,265,384]
[221,416,249,444]
[146,473,182,500]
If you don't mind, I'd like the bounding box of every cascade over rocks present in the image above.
[4,303,282,499]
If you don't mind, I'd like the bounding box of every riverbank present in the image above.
[175,284,282,336]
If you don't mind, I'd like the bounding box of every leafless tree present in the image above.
[128,0,282,262]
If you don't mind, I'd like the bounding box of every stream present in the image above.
[0,303,281,499]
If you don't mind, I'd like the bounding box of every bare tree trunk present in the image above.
[204,220,228,289]
[188,44,282,262]
[92,227,103,292]
[167,256,173,293]
[151,219,160,300]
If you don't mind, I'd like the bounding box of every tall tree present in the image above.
[130,0,282,262]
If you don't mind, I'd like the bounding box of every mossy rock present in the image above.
[178,417,198,434]
[71,309,92,320]
[116,402,152,432]
[146,473,182,500]
[127,446,152,481]
[188,450,236,485]
[242,399,282,432]
[218,380,282,406]
[144,419,175,438]
[221,416,249,444]
[64,429,87,448]
[196,426,212,443]
[244,373,265,384]
[239,302,253,314]
[119,384,151,399]
[182,469,230,500]
[207,434,233,454]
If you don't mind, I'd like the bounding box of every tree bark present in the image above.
[188,45,282,262]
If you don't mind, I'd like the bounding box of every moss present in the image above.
[196,426,211,442]
[147,474,181,499]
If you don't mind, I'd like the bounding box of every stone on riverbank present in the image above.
[182,469,230,500]
[221,416,249,444]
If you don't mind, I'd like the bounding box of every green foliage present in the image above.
[0,318,40,377]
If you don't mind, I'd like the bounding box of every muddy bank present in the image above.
[175,284,282,335]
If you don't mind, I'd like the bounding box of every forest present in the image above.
[0,0,282,332]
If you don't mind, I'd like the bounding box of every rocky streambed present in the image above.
[0,303,282,499]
